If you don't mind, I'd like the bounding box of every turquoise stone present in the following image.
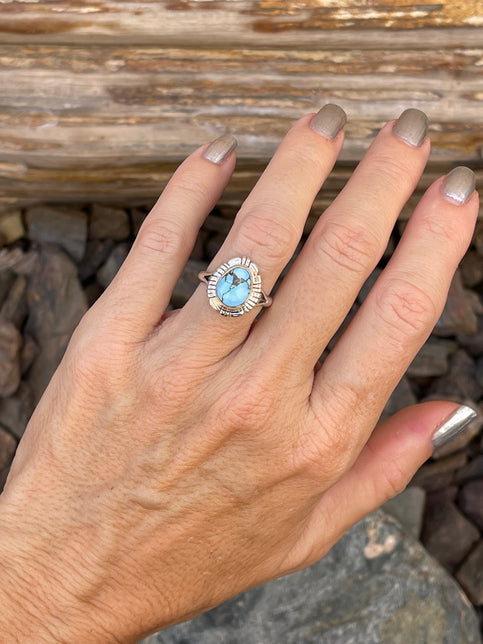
[216,267,251,307]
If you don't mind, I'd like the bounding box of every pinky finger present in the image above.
[301,402,477,564]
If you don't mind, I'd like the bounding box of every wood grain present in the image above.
[0,1,481,211]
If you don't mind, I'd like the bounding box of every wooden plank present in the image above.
[0,1,482,47]
[0,45,481,170]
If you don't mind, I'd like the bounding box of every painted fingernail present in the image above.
[203,134,237,165]
[310,104,347,141]
[393,108,428,147]
[441,166,476,205]
[431,405,477,451]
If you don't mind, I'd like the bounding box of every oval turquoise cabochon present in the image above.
[216,266,251,307]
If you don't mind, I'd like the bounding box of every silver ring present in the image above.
[198,257,272,317]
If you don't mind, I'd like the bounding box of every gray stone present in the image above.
[25,246,87,403]
[20,334,39,376]
[0,426,17,471]
[0,210,25,244]
[89,204,130,241]
[190,230,208,261]
[458,479,483,532]
[78,238,115,282]
[381,486,426,539]
[380,376,417,422]
[456,541,483,605]
[96,243,130,288]
[0,270,15,306]
[411,452,467,491]
[455,455,483,485]
[0,247,38,275]
[407,338,457,378]
[205,232,225,260]
[460,251,483,287]
[422,500,480,570]
[357,267,382,304]
[0,274,28,328]
[428,350,483,401]
[434,271,478,337]
[0,382,34,439]
[171,259,206,308]
[141,511,481,644]
[459,315,483,358]
[129,207,148,237]
[0,319,21,396]
[26,205,87,262]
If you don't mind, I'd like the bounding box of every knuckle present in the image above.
[375,276,438,341]
[136,221,184,258]
[217,375,277,435]
[169,169,210,204]
[237,208,297,265]
[316,221,380,275]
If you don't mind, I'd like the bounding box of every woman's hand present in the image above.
[0,106,479,643]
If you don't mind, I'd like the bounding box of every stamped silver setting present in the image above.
[198,257,272,317]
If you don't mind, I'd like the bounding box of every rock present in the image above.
[26,205,87,262]
[421,499,480,570]
[0,426,17,471]
[407,337,457,378]
[20,334,39,376]
[0,270,15,306]
[0,274,28,328]
[380,376,417,422]
[458,479,483,531]
[142,510,481,644]
[459,314,483,358]
[411,452,467,491]
[203,214,232,234]
[382,486,426,539]
[0,319,21,396]
[428,349,483,401]
[0,382,34,439]
[425,486,459,506]
[129,207,148,237]
[78,238,115,282]
[89,205,130,241]
[473,220,483,257]
[434,271,478,337]
[455,455,483,485]
[357,267,382,304]
[171,259,206,308]
[96,243,130,289]
[0,247,38,275]
[0,210,25,244]
[456,541,483,605]
[476,356,483,388]
[460,250,483,287]
[25,246,87,403]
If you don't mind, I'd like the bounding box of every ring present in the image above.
[198,257,272,317]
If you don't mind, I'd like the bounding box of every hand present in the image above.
[0,105,478,643]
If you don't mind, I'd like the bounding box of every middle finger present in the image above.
[247,109,430,379]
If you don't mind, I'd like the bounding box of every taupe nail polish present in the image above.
[393,108,428,147]
[441,167,476,205]
[310,104,347,141]
[203,134,237,165]
[431,405,477,451]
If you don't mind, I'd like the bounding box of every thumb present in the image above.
[305,401,477,562]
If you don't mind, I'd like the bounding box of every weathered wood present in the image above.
[0,1,481,210]
[0,1,482,46]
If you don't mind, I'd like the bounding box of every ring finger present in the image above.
[172,104,347,358]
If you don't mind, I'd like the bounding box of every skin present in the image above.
[0,111,479,643]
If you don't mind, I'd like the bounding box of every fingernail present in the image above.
[441,166,476,205]
[431,405,478,451]
[203,134,237,165]
[310,104,347,141]
[393,108,428,147]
